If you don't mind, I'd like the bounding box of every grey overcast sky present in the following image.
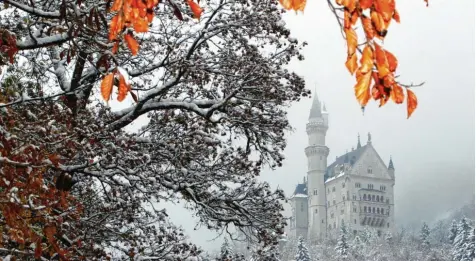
[161,0,475,253]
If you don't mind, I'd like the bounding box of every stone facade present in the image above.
[289,94,396,242]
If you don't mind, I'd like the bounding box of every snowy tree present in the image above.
[463,228,475,261]
[384,231,393,245]
[219,239,234,261]
[335,225,350,259]
[452,218,473,261]
[449,219,459,244]
[420,222,431,250]
[0,0,309,259]
[295,237,311,261]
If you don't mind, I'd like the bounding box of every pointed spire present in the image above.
[367,132,372,144]
[388,156,394,170]
[357,133,362,149]
[323,102,327,112]
[309,90,322,119]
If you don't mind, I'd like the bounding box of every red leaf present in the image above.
[133,17,149,32]
[117,74,130,102]
[359,0,373,9]
[384,50,398,72]
[110,0,123,12]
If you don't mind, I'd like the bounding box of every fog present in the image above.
[162,0,475,253]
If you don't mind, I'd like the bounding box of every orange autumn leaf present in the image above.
[393,9,400,23]
[390,84,404,104]
[346,52,358,75]
[279,0,306,11]
[354,70,372,107]
[383,73,396,88]
[187,0,204,19]
[101,73,114,102]
[125,33,139,55]
[133,17,149,32]
[344,10,351,29]
[344,27,358,56]
[371,84,382,100]
[374,0,395,22]
[406,89,418,118]
[359,44,374,74]
[109,13,124,41]
[384,50,398,72]
[343,0,357,13]
[361,15,375,40]
[379,94,390,107]
[117,74,130,102]
[359,0,373,9]
[370,10,387,37]
[374,43,390,78]
[110,0,123,12]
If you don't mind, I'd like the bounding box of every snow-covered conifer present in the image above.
[452,218,472,261]
[420,222,431,250]
[295,236,311,261]
[335,225,350,259]
[449,219,459,244]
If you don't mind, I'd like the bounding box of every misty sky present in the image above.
[159,0,475,253]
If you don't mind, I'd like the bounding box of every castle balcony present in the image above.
[305,145,330,157]
[359,213,388,227]
[306,121,328,134]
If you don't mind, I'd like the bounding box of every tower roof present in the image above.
[309,93,322,119]
[357,133,362,149]
[325,145,367,181]
[292,182,307,197]
[388,157,395,170]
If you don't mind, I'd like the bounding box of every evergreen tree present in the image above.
[452,218,472,261]
[335,225,350,259]
[449,219,459,244]
[295,236,311,261]
[420,222,431,250]
[463,228,475,261]
[219,238,234,261]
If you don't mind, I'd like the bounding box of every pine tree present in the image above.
[420,222,431,250]
[463,228,475,261]
[295,236,311,261]
[335,225,350,259]
[385,231,393,245]
[449,219,458,244]
[452,217,472,261]
[219,238,234,261]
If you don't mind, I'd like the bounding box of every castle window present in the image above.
[322,219,324,223]
[377,208,380,214]
[353,207,357,213]
[332,187,336,192]
[313,189,318,195]
[315,209,318,214]
[355,183,361,188]
[354,220,357,225]
[372,195,375,201]
[372,207,375,213]
[353,195,357,200]
[381,208,384,214]
[376,196,380,202]
[368,184,374,190]
[386,198,389,203]
[342,195,345,201]
[363,194,367,200]
[381,196,384,202]
[367,167,372,174]
[364,206,367,212]
[341,209,344,215]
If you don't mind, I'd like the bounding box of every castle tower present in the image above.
[305,93,330,242]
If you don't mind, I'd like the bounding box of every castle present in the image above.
[289,94,396,242]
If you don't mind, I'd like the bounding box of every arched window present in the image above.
[381,196,384,202]
[364,206,367,212]
[367,167,372,174]
[377,208,380,214]
[363,194,367,200]
[372,195,375,201]
[315,209,318,214]
[376,196,380,202]
[313,189,318,195]
[372,207,375,213]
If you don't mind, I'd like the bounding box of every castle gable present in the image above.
[350,145,391,179]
